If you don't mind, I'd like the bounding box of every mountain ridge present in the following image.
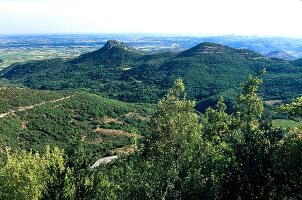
[70,40,143,65]
[2,40,302,110]
[265,50,296,60]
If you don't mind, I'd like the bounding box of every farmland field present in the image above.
[1,34,302,69]
[0,47,96,68]
[272,119,302,128]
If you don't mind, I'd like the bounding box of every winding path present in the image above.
[0,94,132,169]
[0,96,72,119]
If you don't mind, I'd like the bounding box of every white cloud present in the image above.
[0,0,301,36]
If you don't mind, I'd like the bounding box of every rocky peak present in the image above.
[102,40,132,51]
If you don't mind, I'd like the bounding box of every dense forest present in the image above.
[0,86,152,164]
[0,41,301,199]
[0,75,301,199]
[2,40,302,112]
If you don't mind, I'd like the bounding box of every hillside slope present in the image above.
[0,86,152,163]
[2,40,302,106]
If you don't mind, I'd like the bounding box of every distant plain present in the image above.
[1,34,302,69]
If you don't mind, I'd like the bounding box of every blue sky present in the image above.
[0,0,301,37]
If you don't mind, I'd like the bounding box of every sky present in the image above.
[0,0,301,37]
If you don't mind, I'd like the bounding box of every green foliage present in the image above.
[106,79,233,199]
[0,146,64,200]
[0,76,301,199]
[145,79,202,199]
[147,78,201,157]
[106,76,301,199]
[280,96,302,117]
[272,119,301,128]
[3,41,302,111]
[0,85,67,113]
[204,97,231,141]
[0,144,117,200]
[42,151,69,199]
[224,73,275,199]
[238,72,265,125]
[0,116,22,150]
[273,129,302,199]
[0,89,153,162]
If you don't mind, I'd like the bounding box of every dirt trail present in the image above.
[0,96,72,119]
[90,146,136,168]
[100,112,150,126]
[94,127,142,139]
[124,111,150,121]
[90,155,119,168]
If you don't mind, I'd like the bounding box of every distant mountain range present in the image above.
[265,51,296,60]
[193,35,302,60]
[1,40,302,111]
[1,34,302,61]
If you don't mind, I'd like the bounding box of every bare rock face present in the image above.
[103,40,132,51]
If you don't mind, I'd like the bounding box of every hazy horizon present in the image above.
[1,33,302,39]
[0,0,302,37]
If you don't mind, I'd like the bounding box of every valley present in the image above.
[0,36,301,199]
[2,39,302,114]
[1,0,302,197]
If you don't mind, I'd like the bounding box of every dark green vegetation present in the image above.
[1,77,301,199]
[0,40,302,199]
[0,86,152,164]
[0,85,68,113]
[2,41,302,112]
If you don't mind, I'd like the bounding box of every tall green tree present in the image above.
[62,137,103,200]
[273,96,302,199]
[41,146,72,200]
[140,78,202,199]
[226,71,277,199]
[273,128,302,199]
[111,79,233,200]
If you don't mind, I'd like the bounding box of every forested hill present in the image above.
[70,40,143,65]
[0,85,152,162]
[2,40,302,106]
